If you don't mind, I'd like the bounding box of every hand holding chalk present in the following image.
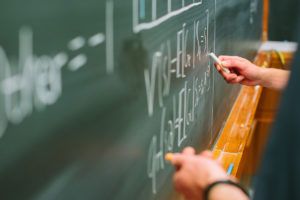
[165,148,230,200]
[209,53,230,73]
[213,55,270,86]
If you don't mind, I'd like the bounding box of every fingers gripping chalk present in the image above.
[165,153,174,162]
[208,53,230,73]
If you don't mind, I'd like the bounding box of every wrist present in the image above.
[204,180,249,200]
[257,68,290,90]
[203,172,229,189]
[256,66,267,86]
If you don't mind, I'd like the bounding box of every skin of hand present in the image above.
[214,56,263,86]
[170,147,229,200]
[215,56,290,91]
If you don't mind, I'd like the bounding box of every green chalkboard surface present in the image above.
[0,0,262,199]
[269,0,300,41]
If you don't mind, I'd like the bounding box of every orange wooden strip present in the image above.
[262,0,269,42]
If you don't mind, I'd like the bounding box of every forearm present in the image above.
[208,184,249,200]
[259,68,290,91]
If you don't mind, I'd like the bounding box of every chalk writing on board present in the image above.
[0,0,115,137]
[147,70,211,193]
[144,42,171,116]
[176,23,189,78]
[250,0,258,24]
[0,28,67,132]
[132,0,203,33]
[106,0,114,74]
[145,5,213,192]
[144,14,209,117]
[0,28,90,136]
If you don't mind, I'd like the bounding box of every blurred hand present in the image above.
[215,56,263,86]
[170,147,229,200]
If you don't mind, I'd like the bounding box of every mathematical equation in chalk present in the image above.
[0,0,115,137]
[133,0,203,33]
[0,0,215,195]
[145,7,214,194]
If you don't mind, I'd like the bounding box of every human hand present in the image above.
[214,56,263,86]
[170,147,229,200]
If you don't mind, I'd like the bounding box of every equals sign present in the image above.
[67,33,105,71]
[68,36,87,71]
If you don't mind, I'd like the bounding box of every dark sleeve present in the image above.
[254,47,300,200]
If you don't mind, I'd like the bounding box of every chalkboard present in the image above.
[269,0,300,41]
[0,0,262,199]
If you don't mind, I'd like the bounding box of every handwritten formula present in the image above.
[0,0,117,137]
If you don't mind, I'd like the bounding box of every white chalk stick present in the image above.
[208,53,230,73]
